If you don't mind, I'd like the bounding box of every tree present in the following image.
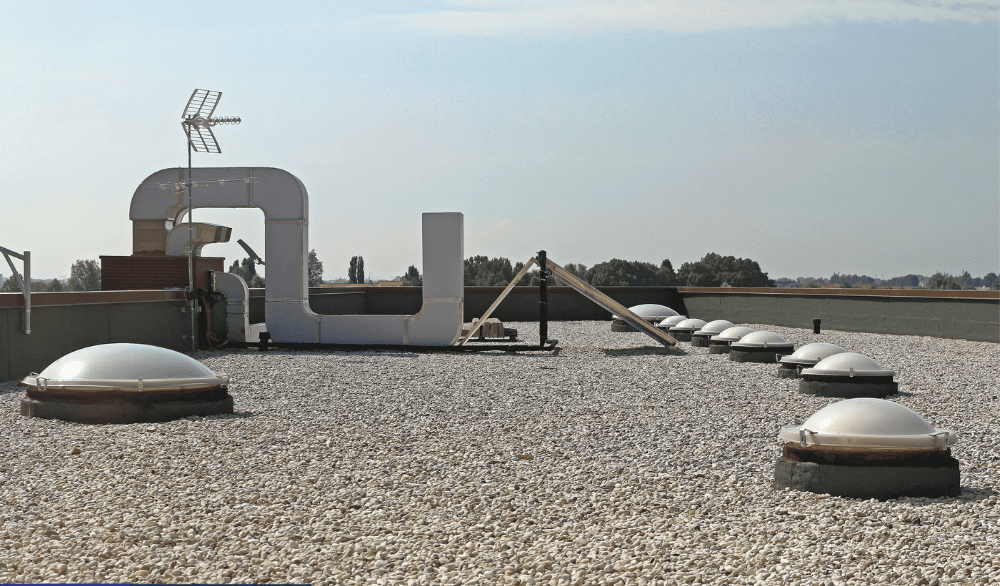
[512,261,534,286]
[228,258,265,288]
[886,274,921,288]
[402,265,422,286]
[957,271,978,288]
[348,256,365,284]
[45,279,63,292]
[657,259,676,285]
[563,263,588,279]
[586,259,662,286]
[308,249,324,287]
[465,256,516,286]
[67,259,101,291]
[928,272,964,290]
[552,262,588,286]
[830,272,875,287]
[1,271,22,292]
[985,272,998,289]
[675,253,774,287]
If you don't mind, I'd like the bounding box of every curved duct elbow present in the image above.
[167,223,232,256]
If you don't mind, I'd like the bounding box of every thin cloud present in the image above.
[388,0,999,36]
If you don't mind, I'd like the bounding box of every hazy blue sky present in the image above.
[2,1,997,283]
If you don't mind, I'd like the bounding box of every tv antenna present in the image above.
[181,89,240,354]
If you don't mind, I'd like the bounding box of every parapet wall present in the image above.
[0,290,190,384]
[2,287,995,382]
[678,288,998,343]
[251,286,998,342]
[248,287,685,324]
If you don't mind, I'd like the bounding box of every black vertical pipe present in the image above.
[538,250,548,347]
[813,318,821,334]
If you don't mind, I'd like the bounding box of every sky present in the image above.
[1,1,997,283]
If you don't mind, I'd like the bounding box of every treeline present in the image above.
[927,272,998,290]
[775,271,998,290]
[228,249,325,288]
[0,260,101,293]
[463,253,774,287]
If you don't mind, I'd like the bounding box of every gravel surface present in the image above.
[0,322,997,585]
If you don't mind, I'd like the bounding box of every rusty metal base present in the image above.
[669,331,694,342]
[690,335,712,347]
[798,378,899,398]
[708,342,731,354]
[774,444,960,499]
[729,347,793,363]
[777,365,801,378]
[20,388,234,424]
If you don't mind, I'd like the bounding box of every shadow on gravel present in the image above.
[603,346,684,357]
[888,487,998,506]
[958,487,999,502]
[201,411,255,420]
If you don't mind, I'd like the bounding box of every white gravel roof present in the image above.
[0,321,997,585]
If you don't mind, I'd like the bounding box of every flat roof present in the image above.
[0,321,997,583]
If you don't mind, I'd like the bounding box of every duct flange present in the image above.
[611,304,680,332]
[776,343,847,378]
[773,399,959,498]
[727,331,794,363]
[690,320,734,347]
[798,353,898,398]
[667,318,706,342]
[19,343,233,424]
[708,326,755,354]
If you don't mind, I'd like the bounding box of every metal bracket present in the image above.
[929,431,949,449]
[0,245,30,334]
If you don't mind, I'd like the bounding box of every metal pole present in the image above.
[188,139,196,354]
[538,250,548,347]
[23,250,30,335]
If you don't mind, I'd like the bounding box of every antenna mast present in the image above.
[181,89,240,355]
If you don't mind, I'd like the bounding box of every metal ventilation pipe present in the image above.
[131,167,464,345]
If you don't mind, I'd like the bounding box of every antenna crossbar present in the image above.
[183,89,221,120]
[183,122,221,154]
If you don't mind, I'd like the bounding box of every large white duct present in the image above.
[130,167,464,345]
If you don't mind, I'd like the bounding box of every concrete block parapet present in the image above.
[678,288,999,343]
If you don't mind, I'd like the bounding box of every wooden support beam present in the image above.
[544,258,677,347]
[459,257,538,345]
